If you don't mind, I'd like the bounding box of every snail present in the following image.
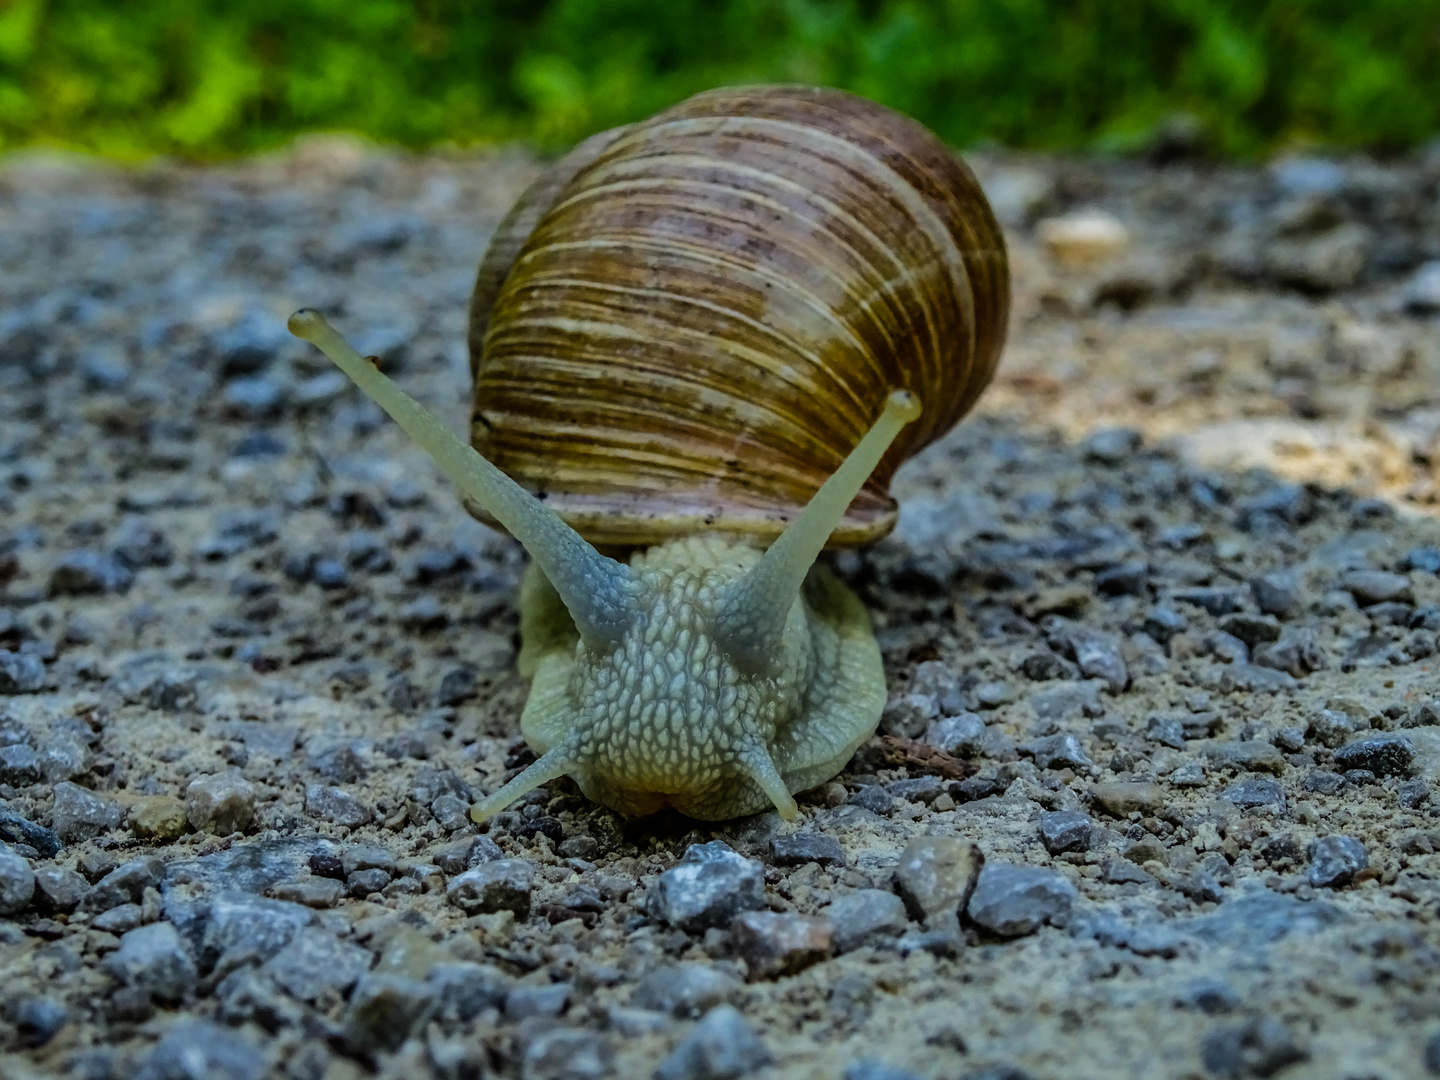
[288,84,1008,824]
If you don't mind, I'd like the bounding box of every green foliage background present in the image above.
[1,0,1437,159]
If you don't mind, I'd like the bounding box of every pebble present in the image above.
[770,832,846,868]
[925,713,987,756]
[304,783,373,827]
[827,889,910,953]
[81,855,164,912]
[631,964,741,1018]
[32,864,86,911]
[1205,741,1286,775]
[1019,732,1092,770]
[436,666,478,705]
[50,781,124,842]
[185,771,257,834]
[11,996,69,1049]
[1342,570,1412,606]
[1221,777,1287,812]
[0,842,35,914]
[107,922,198,1003]
[0,743,40,785]
[1146,714,1186,749]
[1090,781,1164,818]
[137,1018,266,1080]
[647,841,765,933]
[504,982,571,1021]
[1170,587,1246,616]
[1250,571,1302,618]
[0,650,45,694]
[1037,209,1130,266]
[427,961,513,1023]
[887,776,944,804]
[347,868,391,897]
[1332,733,1414,777]
[1199,1016,1307,1079]
[310,742,367,782]
[1405,545,1440,574]
[48,550,134,595]
[126,795,189,841]
[1405,261,1440,314]
[1056,627,1129,693]
[520,1028,613,1080]
[893,837,984,922]
[654,1005,771,1080]
[446,858,534,917]
[1143,606,1188,644]
[342,974,437,1055]
[267,877,345,909]
[1218,613,1282,646]
[730,911,832,980]
[1039,810,1094,854]
[966,862,1077,937]
[880,692,939,738]
[202,892,315,964]
[259,925,374,1003]
[1307,835,1368,888]
[848,783,895,816]
[845,1065,924,1080]
[1095,561,1148,596]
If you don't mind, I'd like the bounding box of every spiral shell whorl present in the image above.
[468,85,1009,548]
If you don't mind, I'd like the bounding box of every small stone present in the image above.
[1404,262,1440,315]
[347,868,391,897]
[1038,209,1130,266]
[1307,709,1361,748]
[1061,628,1129,694]
[137,1019,266,1080]
[0,650,45,694]
[520,1027,613,1080]
[107,922,198,1003]
[1168,762,1207,787]
[342,974,437,1055]
[770,832,846,868]
[845,1065,924,1080]
[436,666,478,706]
[631,964,741,1018]
[1095,562,1148,596]
[1399,779,1430,810]
[304,783,372,827]
[81,855,164,912]
[731,910,832,980]
[260,926,374,1003]
[1218,613,1282,646]
[0,743,40,785]
[880,693,939,738]
[847,784,894,816]
[1100,859,1153,885]
[203,892,315,964]
[1030,680,1105,721]
[1303,770,1346,795]
[1204,741,1286,775]
[92,903,146,934]
[185,771,256,834]
[1039,810,1094,854]
[1090,781,1165,818]
[1146,715,1186,749]
[1200,1016,1307,1079]
[504,982,571,1021]
[655,1005,771,1080]
[1020,651,1080,681]
[1251,572,1302,618]
[966,862,1077,937]
[0,843,35,914]
[447,858,534,917]
[50,781,124,842]
[1404,546,1440,574]
[1221,777,1287,812]
[973,680,1017,708]
[128,796,189,841]
[1307,835,1367,888]
[32,864,86,911]
[1332,734,1414,777]
[1218,664,1297,694]
[887,776,944,804]
[827,889,910,953]
[11,996,69,1049]
[342,845,397,876]
[647,842,765,934]
[267,877,346,909]
[1170,587,1246,616]
[1144,606,1189,644]
[1252,629,1325,678]
[1019,732,1093,770]
[427,962,513,1023]
[48,550,133,596]
[1342,570,1412,607]
[893,837,984,922]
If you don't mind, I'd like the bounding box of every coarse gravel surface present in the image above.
[2,136,1440,1080]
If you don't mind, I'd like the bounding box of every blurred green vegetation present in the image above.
[1,0,1437,159]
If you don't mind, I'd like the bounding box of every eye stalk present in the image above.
[288,309,638,648]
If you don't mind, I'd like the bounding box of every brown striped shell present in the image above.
[466,84,1009,548]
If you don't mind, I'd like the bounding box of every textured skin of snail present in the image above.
[289,84,1007,824]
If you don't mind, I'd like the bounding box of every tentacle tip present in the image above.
[886,388,922,424]
[469,797,504,825]
[287,308,328,340]
[773,795,800,821]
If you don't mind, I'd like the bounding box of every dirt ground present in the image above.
[1,135,1439,1080]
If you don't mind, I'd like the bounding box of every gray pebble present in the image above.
[436,666,478,706]
[266,877,345,909]
[81,855,164,912]
[1406,261,1440,314]
[1398,778,1430,810]
[92,903,146,934]
[1218,612,1282,646]
[48,550,134,596]
[648,841,764,933]
[303,783,372,827]
[827,888,910,953]
[1171,587,1247,616]
[632,964,741,1018]
[1143,606,1188,644]
[1303,770,1346,795]
[887,776,945,803]
[1425,1030,1440,1075]
[347,868,391,897]
[848,783,894,816]
[1019,732,1092,770]
[0,843,35,914]
[655,1004,771,1080]
[185,771,256,834]
[1095,562,1148,596]
[1081,427,1142,463]
[972,680,1017,708]
[202,892,315,965]
[1221,777,1286,812]
[925,712,987,756]
[845,1064,924,1080]
[11,995,69,1048]
[1307,835,1368,888]
[1039,810,1094,854]
[107,922,197,1003]
[1405,546,1440,575]
[136,1018,266,1080]
[0,650,45,694]
[965,862,1077,937]
[427,961,513,1022]
[342,845,397,876]
[259,926,373,1003]
[894,837,984,922]
[1250,571,1302,618]
[520,1027,612,1080]
[33,864,86,911]
[0,742,40,784]
[880,692,939,738]
[1168,762,1207,787]
[431,794,471,830]
[1199,1016,1307,1079]
[1146,714,1186,749]
[446,858,534,917]
[1205,741,1286,774]
[1342,570,1412,606]
[1332,734,1414,777]
[51,781,124,842]
[770,832,846,868]
[310,743,367,783]
[342,974,437,1055]
[504,981,570,1020]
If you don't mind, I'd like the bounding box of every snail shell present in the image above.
[466,84,1009,548]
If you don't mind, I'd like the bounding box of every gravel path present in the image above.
[2,138,1440,1080]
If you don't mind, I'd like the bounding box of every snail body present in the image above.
[290,84,1008,823]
